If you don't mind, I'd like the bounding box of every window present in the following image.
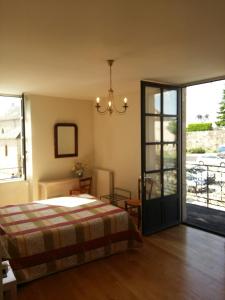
[0,95,26,181]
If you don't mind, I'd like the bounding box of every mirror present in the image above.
[54,123,78,158]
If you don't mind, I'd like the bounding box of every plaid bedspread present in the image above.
[0,196,142,283]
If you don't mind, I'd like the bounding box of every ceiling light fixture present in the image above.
[95,60,128,115]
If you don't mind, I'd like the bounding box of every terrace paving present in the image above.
[186,203,225,236]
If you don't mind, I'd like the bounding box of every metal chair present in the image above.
[100,187,131,206]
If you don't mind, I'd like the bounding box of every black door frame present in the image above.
[141,81,182,235]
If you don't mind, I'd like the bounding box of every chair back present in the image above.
[138,177,153,200]
[79,177,92,194]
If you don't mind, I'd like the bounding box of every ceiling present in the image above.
[0,0,225,100]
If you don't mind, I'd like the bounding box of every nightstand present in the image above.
[3,261,17,300]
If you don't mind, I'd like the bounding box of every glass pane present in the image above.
[146,173,161,200]
[163,117,177,142]
[146,145,161,171]
[163,144,177,169]
[145,87,161,114]
[164,170,177,195]
[146,116,160,143]
[163,89,177,115]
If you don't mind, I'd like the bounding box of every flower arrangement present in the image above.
[72,161,85,177]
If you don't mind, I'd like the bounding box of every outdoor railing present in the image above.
[186,162,225,209]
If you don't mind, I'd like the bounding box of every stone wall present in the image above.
[186,129,225,152]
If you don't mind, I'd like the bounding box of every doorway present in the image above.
[184,80,225,236]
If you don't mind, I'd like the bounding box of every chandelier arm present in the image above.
[112,103,128,114]
[95,104,110,114]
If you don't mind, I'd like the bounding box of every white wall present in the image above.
[29,95,94,200]
[93,89,141,198]
[0,180,29,205]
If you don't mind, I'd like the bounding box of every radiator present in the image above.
[93,168,114,199]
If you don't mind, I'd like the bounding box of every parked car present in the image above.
[196,154,225,167]
[217,145,225,158]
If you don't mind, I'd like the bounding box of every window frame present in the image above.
[0,94,26,182]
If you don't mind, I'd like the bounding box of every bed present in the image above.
[0,195,142,283]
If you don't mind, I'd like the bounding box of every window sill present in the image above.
[0,178,26,185]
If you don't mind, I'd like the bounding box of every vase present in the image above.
[75,170,84,178]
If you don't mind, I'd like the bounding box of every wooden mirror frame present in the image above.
[54,123,78,158]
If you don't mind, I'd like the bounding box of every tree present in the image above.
[216,90,225,127]
[196,114,203,121]
[167,120,176,135]
[204,114,209,121]
[196,114,209,122]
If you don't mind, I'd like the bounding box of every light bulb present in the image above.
[96,97,100,103]
[124,97,128,104]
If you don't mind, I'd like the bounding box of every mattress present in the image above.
[0,195,142,283]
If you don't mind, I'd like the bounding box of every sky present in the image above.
[0,96,21,119]
[186,80,225,125]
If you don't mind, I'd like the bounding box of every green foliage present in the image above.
[216,90,225,127]
[167,120,177,135]
[186,123,213,132]
[188,147,206,154]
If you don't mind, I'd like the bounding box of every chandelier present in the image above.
[95,60,128,114]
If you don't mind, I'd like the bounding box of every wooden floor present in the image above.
[17,225,225,300]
